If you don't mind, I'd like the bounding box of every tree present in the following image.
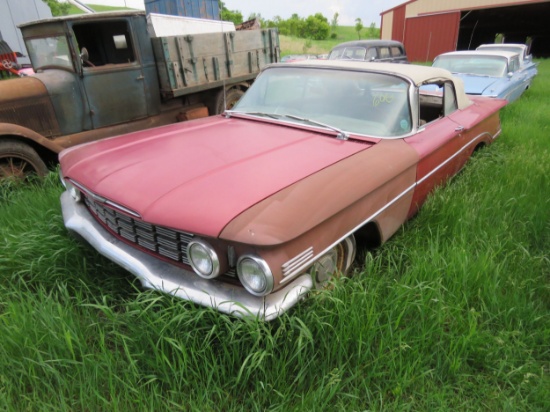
[219,1,243,25]
[355,18,364,39]
[301,13,330,40]
[42,0,70,16]
[331,12,339,31]
[366,22,379,39]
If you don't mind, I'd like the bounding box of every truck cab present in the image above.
[21,12,160,135]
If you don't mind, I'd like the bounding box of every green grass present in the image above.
[280,25,377,56]
[1,62,549,410]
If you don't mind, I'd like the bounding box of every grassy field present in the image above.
[1,55,549,410]
[278,26,373,57]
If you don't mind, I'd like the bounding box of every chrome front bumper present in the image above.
[60,191,313,321]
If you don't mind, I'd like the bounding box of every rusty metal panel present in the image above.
[151,29,280,98]
[0,98,59,137]
[404,12,460,62]
[391,5,407,42]
[144,0,220,20]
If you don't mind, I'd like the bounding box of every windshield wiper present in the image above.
[225,110,280,119]
[225,111,350,140]
[282,114,350,140]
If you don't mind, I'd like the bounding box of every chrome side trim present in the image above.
[280,181,417,284]
[61,191,312,321]
[282,247,314,277]
[416,131,494,186]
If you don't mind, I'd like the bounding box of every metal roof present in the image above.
[19,10,146,28]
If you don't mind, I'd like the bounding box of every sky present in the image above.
[80,0,405,26]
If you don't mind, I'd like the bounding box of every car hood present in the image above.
[60,116,371,237]
[457,74,502,95]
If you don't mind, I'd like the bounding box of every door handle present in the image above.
[455,125,464,132]
[136,75,144,80]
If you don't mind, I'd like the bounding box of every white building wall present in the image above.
[0,0,52,65]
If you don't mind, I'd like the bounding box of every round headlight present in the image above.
[237,256,273,296]
[187,239,221,279]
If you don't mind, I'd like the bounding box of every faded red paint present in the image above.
[60,116,370,238]
[391,5,407,42]
[404,12,461,62]
[405,96,506,215]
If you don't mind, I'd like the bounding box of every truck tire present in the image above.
[214,88,244,114]
[0,139,48,180]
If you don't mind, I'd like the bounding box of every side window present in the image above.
[366,47,377,60]
[379,47,390,59]
[73,20,136,67]
[391,46,403,57]
[443,82,458,116]
[418,81,457,124]
[510,57,519,72]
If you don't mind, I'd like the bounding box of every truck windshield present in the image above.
[26,35,73,71]
[233,66,412,137]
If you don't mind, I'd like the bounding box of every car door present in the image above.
[72,19,148,129]
[405,82,475,215]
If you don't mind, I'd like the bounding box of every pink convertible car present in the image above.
[60,61,506,320]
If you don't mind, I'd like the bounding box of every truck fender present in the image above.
[0,122,64,154]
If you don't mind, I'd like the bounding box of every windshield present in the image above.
[433,55,507,77]
[232,67,412,137]
[25,35,73,71]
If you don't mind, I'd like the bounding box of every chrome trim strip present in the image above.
[282,247,314,276]
[280,181,417,284]
[416,131,492,186]
[69,179,141,218]
[61,191,311,321]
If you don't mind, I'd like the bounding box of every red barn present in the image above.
[381,0,550,61]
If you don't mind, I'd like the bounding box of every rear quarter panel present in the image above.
[405,97,505,216]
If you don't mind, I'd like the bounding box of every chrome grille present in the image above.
[84,196,193,265]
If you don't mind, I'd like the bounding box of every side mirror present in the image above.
[507,72,513,79]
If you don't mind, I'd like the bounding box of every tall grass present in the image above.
[0,62,548,410]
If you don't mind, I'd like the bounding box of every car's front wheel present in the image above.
[312,234,356,289]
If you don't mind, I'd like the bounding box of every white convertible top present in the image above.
[276,59,472,110]
[477,43,529,65]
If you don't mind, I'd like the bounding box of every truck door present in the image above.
[72,19,148,129]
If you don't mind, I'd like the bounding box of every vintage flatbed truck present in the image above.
[0,11,279,179]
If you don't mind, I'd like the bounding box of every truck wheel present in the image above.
[214,88,244,114]
[0,139,48,180]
